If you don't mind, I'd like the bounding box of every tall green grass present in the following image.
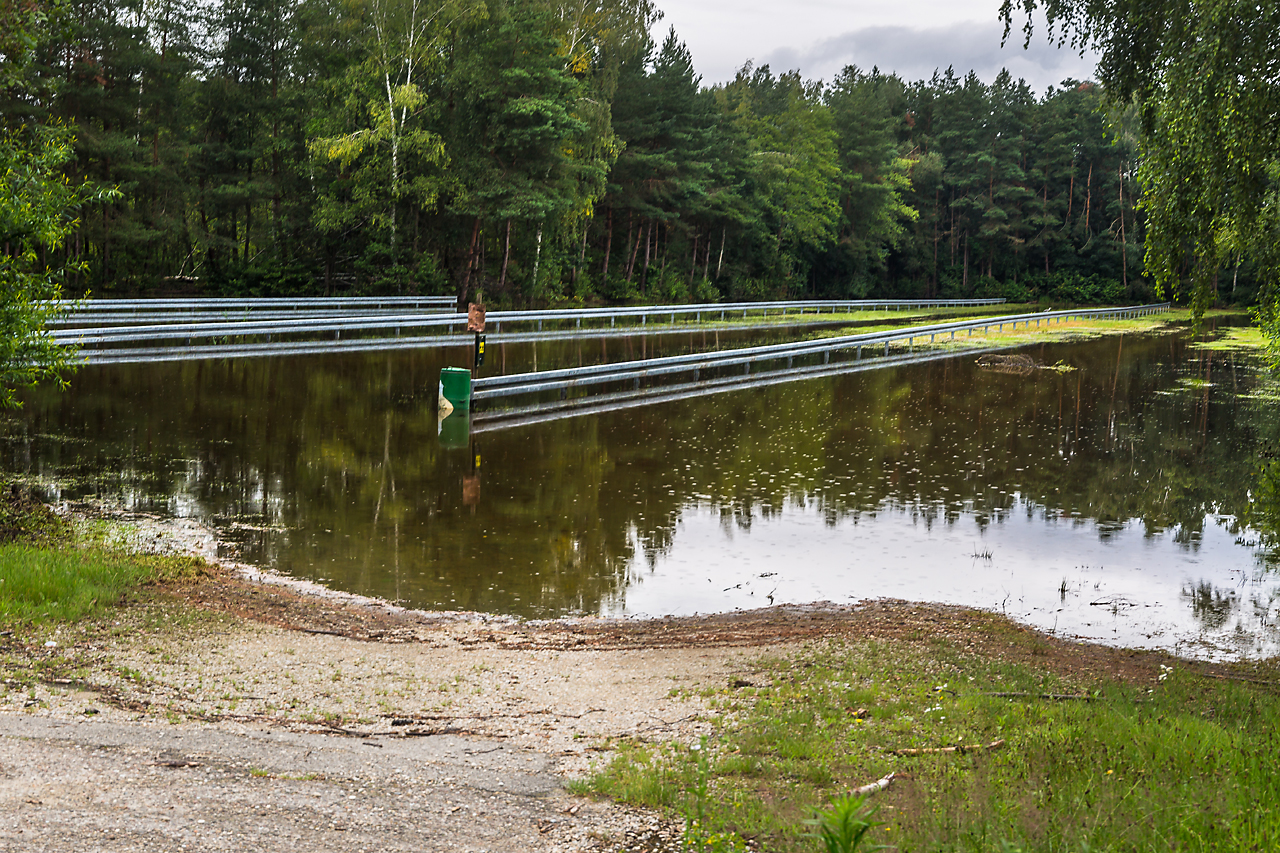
[0,544,203,624]
[579,638,1280,852]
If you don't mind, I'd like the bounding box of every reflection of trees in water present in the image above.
[1181,580,1237,630]
[1245,458,1280,567]
[4,331,1280,617]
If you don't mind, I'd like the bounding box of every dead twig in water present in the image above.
[890,738,1005,756]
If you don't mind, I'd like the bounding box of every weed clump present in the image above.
[0,483,69,544]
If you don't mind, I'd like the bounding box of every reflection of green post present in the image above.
[438,367,471,416]
[437,410,470,448]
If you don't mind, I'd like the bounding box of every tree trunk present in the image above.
[573,224,588,289]
[688,232,700,287]
[1066,158,1075,226]
[658,221,669,285]
[716,226,726,279]
[1044,180,1050,274]
[702,228,712,281]
[1118,163,1127,290]
[1083,161,1092,234]
[641,219,653,294]
[499,218,512,292]
[458,216,481,310]
[531,222,544,295]
[932,186,939,295]
[601,206,613,281]
[949,190,956,266]
[624,212,639,282]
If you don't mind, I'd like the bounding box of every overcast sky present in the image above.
[654,0,1099,95]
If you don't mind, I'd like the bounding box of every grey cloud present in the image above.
[759,20,1096,93]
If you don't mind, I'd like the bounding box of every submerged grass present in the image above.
[1191,326,1266,352]
[578,636,1280,852]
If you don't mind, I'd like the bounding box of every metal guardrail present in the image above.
[470,303,1172,404]
[51,298,1007,346]
[75,319,875,365]
[48,297,458,327]
[52,309,460,325]
[52,296,457,310]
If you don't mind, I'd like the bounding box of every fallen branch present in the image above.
[890,738,1005,757]
[1204,673,1280,688]
[853,772,896,796]
[983,691,1094,701]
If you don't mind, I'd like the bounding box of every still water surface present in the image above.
[4,325,1278,659]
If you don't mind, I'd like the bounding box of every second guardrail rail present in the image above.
[469,303,1172,405]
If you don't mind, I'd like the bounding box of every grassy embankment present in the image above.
[578,627,1280,852]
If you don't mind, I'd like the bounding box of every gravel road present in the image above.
[0,712,682,852]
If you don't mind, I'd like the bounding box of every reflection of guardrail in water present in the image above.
[53,298,1007,347]
[470,303,1172,417]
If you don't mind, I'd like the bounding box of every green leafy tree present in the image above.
[824,66,918,295]
[311,0,484,270]
[724,66,843,290]
[2,0,115,406]
[1002,0,1280,353]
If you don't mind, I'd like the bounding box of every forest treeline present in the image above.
[5,0,1217,307]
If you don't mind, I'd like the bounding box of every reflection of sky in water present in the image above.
[620,500,1280,661]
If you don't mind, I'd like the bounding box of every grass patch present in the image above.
[0,485,69,544]
[0,482,211,630]
[578,639,1280,852]
[0,544,207,625]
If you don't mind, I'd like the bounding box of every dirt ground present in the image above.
[1,512,1269,852]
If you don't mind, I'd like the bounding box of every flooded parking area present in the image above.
[4,321,1278,659]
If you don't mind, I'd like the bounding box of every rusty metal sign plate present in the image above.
[467,303,486,333]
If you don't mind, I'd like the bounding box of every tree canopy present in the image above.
[1,0,114,407]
